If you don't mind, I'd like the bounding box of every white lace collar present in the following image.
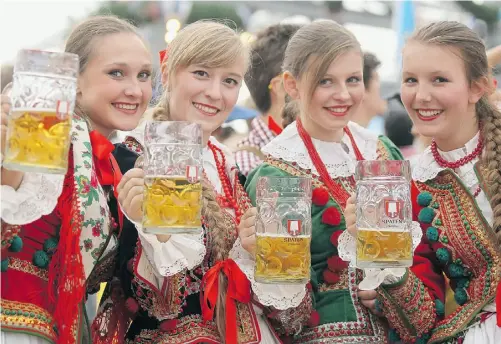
[411,132,480,188]
[262,121,379,178]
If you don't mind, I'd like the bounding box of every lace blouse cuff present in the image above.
[134,222,206,277]
[1,172,64,225]
[229,238,307,310]
[338,221,422,290]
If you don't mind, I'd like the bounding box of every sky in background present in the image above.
[1,0,100,64]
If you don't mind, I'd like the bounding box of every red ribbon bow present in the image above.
[89,130,124,230]
[200,259,251,344]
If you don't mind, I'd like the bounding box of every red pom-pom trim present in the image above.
[322,206,342,226]
[307,310,320,327]
[312,187,329,206]
[306,282,312,291]
[160,319,178,332]
[327,255,348,272]
[125,297,139,314]
[323,269,340,285]
[330,230,343,247]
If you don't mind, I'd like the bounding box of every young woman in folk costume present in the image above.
[92,21,280,344]
[0,16,152,344]
[343,21,501,344]
[230,20,404,343]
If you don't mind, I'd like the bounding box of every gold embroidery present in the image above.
[318,269,349,292]
[8,257,49,281]
[1,299,56,343]
[128,302,260,344]
[416,172,501,343]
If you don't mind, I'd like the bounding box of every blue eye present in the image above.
[347,76,361,83]
[404,77,417,84]
[138,71,151,81]
[109,70,124,78]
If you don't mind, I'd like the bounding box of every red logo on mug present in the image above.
[384,199,402,219]
[287,220,301,236]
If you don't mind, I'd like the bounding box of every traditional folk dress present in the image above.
[373,132,501,343]
[92,132,265,344]
[1,115,122,344]
[231,119,403,343]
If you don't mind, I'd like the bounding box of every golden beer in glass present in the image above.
[255,233,311,283]
[355,160,413,268]
[142,121,203,235]
[143,176,202,230]
[254,176,312,284]
[3,49,78,174]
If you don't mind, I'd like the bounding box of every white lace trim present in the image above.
[1,172,64,225]
[229,238,307,310]
[136,225,206,278]
[262,121,379,178]
[337,221,422,290]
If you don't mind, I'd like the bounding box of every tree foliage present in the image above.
[185,2,243,30]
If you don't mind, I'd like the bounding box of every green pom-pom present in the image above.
[388,328,401,342]
[1,259,9,272]
[33,250,49,269]
[454,288,468,305]
[456,278,470,289]
[435,299,445,317]
[418,207,435,224]
[417,192,433,207]
[426,226,439,242]
[436,248,451,264]
[374,299,382,313]
[416,333,431,344]
[449,263,464,278]
[9,236,23,253]
[43,238,58,254]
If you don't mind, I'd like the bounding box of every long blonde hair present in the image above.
[409,21,501,242]
[151,20,250,341]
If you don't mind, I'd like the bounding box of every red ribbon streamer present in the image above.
[267,115,283,136]
[89,130,124,230]
[496,280,501,327]
[200,259,251,344]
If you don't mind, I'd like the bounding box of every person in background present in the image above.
[234,23,301,176]
[352,52,388,132]
[384,94,416,159]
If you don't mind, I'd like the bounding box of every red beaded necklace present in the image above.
[430,136,483,170]
[430,135,483,198]
[296,118,364,208]
[206,141,242,224]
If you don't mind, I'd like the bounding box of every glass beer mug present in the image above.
[254,176,312,284]
[355,160,413,268]
[141,121,203,235]
[3,49,79,174]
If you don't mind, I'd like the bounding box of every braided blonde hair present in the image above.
[151,20,250,341]
[410,21,501,243]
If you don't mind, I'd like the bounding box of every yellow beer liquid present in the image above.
[356,228,412,268]
[4,110,71,173]
[142,176,202,234]
[255,233,311,283]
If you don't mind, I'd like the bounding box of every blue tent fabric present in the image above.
[226,105,260,122]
